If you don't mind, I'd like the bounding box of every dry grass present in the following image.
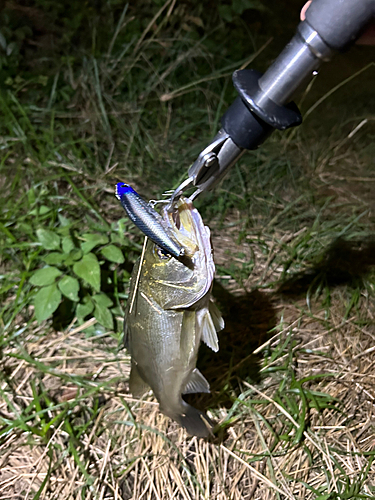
[1,281,375,499]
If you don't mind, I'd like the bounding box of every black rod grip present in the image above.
[221,97,272,150]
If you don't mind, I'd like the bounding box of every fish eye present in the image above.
[154,246,171,260]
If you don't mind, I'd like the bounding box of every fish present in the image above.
[124,196,224,437]
[115,183,184,259]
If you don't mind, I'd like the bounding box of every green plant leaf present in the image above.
[71,249,83,261]
[30,267,62,286]
[18,222,33,235]
[28,187,36,205]
[58,214,71,226]
[39,205,51,214]
[58,275,80,302]
[34,284,62,322]
[62,236,75,253]
[110,233,123,245]
[218,5,233,22]
[110,305,122,316]
[92,293,113,308]
[101,244,124,263]
[84,323,106,337]
[36,228,61,250]
[63,248,83,267]
[232,0,266,14]
[73,253,101,292]
[76,297,94,318]
[94,303,113,330]
[81,233,109,254]
[30,205,51,215]
[42,252,67,265]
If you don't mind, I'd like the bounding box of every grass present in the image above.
[1,0,375,498]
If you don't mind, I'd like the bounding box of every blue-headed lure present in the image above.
[115,183,184,259]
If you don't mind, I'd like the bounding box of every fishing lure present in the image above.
[115,183,184,259]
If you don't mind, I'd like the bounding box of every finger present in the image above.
[300,1,312,21]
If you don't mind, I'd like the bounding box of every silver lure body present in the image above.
[115,183,184,258]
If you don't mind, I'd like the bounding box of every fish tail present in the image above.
[175,402,214,438]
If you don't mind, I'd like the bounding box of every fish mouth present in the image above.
[164,198,198,255]
[171,206,181,230]
[163,197,213,275]
[170,204,194,269]
[178,253,194,270]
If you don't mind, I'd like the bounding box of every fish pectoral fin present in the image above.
[182,368,210,394]
[209,300,225,332]
[129,363,150,397]
[200,309,220,353]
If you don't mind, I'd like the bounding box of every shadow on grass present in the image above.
[186,236,375,440]
[184,282,277,426]
[277,237,375,298]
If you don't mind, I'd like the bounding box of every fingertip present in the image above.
[300,1,312,21]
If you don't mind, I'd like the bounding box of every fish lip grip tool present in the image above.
[171,0,375,203]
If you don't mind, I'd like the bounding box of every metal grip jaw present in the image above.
[168,130,243,204]
[188,130,244,197]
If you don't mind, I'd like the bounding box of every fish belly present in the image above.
[127,291,214,437]
[127,290,191,404]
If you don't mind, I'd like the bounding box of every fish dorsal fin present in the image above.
[182,368,210,394]
[199,309,220,352]
[129,362,150,398]
[209,300,225,332]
